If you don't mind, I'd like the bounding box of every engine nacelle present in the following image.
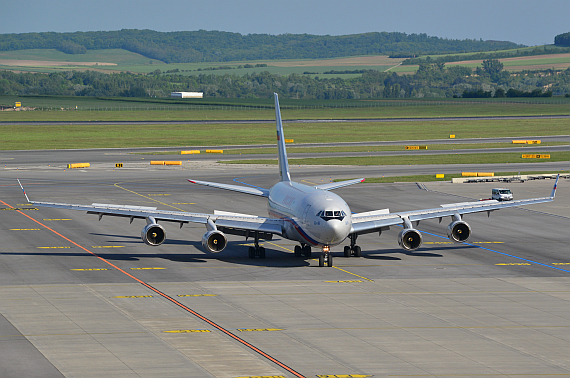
[201,230,227,253]
[141,223,166,246]
[398,228,422,251]
[447,220,471,242]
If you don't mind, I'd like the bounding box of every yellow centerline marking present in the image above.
[92,246,125,248]
[114,182,185,211]
[130,267,166,270]
[496,263,531,266]
[553,263,570,265]
[325,280,363,283]
[71,268,108,271]
[37,246,70,249]
[10,228,41,230]
[164,330,211,333]
[177,294,217,297]
[113,295,153,298]
[237,328,283,332]
[266,242,375,281]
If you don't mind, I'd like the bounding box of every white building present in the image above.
[171,92,203,98]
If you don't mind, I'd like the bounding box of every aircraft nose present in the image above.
[323,220,349,244]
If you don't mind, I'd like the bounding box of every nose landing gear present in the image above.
[343,234,361,258]
[319,246,333,267]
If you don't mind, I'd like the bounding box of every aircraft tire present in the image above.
[354,246,362,257]
[294,245,302,257]
[319,254,324,267]
[344,246,351,257]
[259,247,266,259]
[327,255,333,267]
[248,246,255,259]
[303,246,312,258]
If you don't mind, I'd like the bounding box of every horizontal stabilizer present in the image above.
[316,178,365,191]
[188,179,269,197]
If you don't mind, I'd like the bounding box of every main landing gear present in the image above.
[248,234,265,259]
[294,244,312,258]
[343,234,361,258]
[318,246,333,267]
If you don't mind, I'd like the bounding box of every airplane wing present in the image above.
[17,180,283,237]
[350,175,559,235]
[315,178,365,191]
[188,179,269,197]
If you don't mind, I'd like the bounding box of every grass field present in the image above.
[2,117,566,150]
[223,151,570,166]
[136,142,568,155]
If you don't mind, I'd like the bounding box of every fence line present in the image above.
[32,99,570,111]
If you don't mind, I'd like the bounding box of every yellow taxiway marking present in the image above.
[113,295,153,298]
[37,246,70,249]
[496,263,531,266]
[553,263,570,265]
[266,241,375,281]
[164,329,211,333]
[325,280,363,283]
[177,294,217,297]
[71,268,108,271]
[130,267,166,270]
[16,204,34,206]
[237,328,282,332]
[43,219,72,221]
[10,228,41,231]
[172,203,196,204]
[114,182,185,211]
[1,208,38,211]
[92,246,125,248]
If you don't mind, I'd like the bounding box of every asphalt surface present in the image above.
[1,154,569,377]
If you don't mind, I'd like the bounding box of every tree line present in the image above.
[0,30,523,64]
[1,60,569,99]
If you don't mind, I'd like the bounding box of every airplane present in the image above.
[18,93,560,267]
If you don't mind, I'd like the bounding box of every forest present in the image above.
[0,30,523,63]
[1,59,569,99]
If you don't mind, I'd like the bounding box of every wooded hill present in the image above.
[0,30,523,63]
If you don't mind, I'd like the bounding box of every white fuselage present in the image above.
[268,181,352,247]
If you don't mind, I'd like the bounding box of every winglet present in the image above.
[17,179,31,203]
[274,93,291,182]
[551,174,560,198]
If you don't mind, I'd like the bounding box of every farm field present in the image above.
[1,118,567,150]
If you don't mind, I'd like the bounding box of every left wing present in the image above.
[350,175,559,235]
[17,180,283,237]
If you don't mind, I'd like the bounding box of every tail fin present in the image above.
[274,93,291,182]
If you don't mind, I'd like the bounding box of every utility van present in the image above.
[492,188,513,201]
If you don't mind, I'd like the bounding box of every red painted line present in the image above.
[1,198,306,378]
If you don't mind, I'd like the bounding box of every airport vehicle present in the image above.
[19,94,559,267]
[492,188,513,201]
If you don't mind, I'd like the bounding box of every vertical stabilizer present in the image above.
[274,93,291,182]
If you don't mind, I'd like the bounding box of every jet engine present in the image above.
[201,230,227,253]
[447,220,471,243]
[141,223,166,246]
[398,228,422,251]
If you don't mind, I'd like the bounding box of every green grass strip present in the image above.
[223,151,570,166]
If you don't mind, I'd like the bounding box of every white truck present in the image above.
[492,188,513,201]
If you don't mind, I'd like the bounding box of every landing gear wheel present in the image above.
[327,254,333,267]
[344,246,351,257]
[319,254,324,267]
[353,245,361,257]
[259,247,266,259]
[248,246,255,259]
[303,245,312,258]
[294,245,302,258]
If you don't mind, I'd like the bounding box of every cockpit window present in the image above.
[317,210,346,221]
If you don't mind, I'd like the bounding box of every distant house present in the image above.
[171,92,203,98]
